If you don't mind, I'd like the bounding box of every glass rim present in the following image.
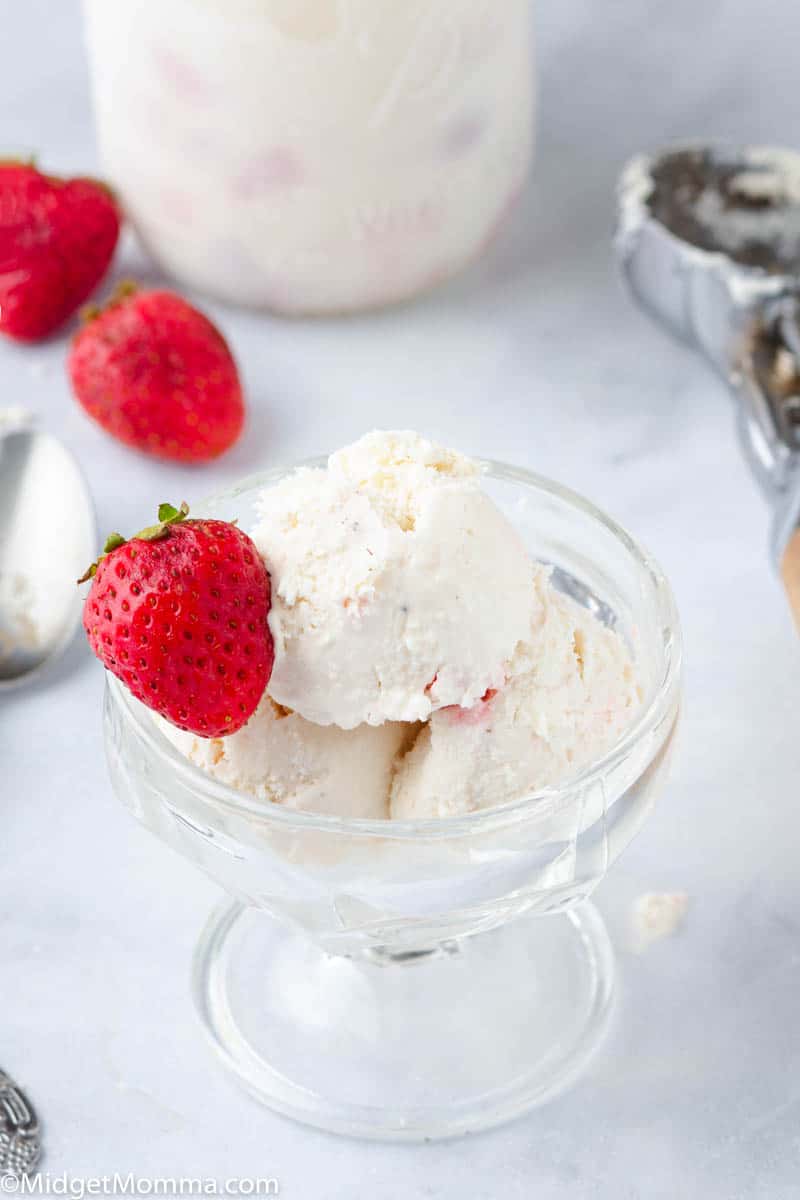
[107,457,683,842]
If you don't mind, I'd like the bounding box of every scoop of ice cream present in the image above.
[157,694,411,819]
[252,431,537,729]
[390,568,642,819]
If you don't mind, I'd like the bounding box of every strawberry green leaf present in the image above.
[76,562,98,585]
[78,503,190,586]
[137,501,189,542]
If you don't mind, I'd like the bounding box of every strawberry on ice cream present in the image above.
[82,503,272,737]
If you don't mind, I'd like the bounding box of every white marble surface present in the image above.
[3,1,800,1195]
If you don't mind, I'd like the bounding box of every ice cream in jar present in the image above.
[83,0,535,314]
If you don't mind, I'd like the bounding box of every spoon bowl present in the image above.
[0,427,95,690]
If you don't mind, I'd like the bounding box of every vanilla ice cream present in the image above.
[157,693,411,819]
[83,0,534,313]
[390,568,642,819]
[159,432,644,823]
[252,432,538,729]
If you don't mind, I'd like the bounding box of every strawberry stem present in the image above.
[113,280,138,302]
[80,280,139,325]
[136,502,189,542]
[158,502,183,523]
[78,502,190,584]
[0,155,37,169]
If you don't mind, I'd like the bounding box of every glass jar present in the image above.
[82,0,535,314]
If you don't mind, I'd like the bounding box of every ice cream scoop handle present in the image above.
[781,528,800,631]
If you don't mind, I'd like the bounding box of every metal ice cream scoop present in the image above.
[616,143,800,630]
[0,412,96,688]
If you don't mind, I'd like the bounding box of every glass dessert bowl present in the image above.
[103,460,681,1141]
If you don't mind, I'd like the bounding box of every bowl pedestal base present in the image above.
[192,899,615,1141]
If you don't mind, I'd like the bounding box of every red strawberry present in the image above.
[0,161,120,341]
[69,284,245,462]
[81,503,273,737]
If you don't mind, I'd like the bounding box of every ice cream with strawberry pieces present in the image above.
[253,431,537,729]
[84,431,642,820]
[155,432,642,819]
[390,566,641,818]
[158,695,413,820]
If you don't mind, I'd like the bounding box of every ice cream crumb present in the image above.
[631,891,689,952]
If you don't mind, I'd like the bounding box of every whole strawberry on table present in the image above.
[0,160,120,340]
[69,283,245,462]
[81,503,273,737]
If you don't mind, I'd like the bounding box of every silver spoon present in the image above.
[616,143,800,630]
[0,415,96,689]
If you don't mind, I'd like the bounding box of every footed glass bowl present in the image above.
[104,461,682,1140]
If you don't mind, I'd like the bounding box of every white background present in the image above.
[3,1,800,1195]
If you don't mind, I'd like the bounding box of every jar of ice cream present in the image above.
[82,0,535,315]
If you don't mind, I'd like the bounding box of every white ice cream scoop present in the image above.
[252,431,538,728]
[0,414,95,688]
[616,143,800,631]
